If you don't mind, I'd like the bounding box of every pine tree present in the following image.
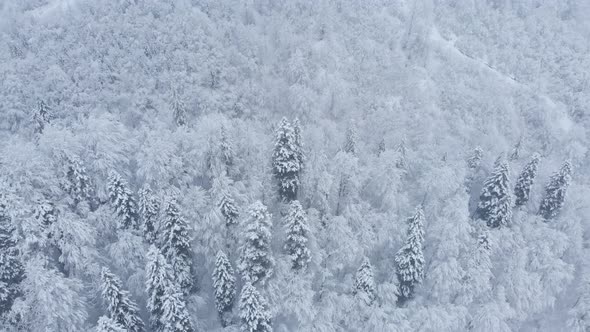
[0,196,24,316]
[96,316,126,332]
[213,250,236,327]
[353,257,377,305]
[239,201,274,285]
[108,171,138,230]
[219,191,239,227]
[283,200,311,271]
[467,147,484,170]
[395,206,425,301]
[343,123,358,155]
[476,155,512,228]
[239,282,272,332]
[272,117,300,202]
[171,90,187,127]
[32,100,51,134]
[514,153,540,208]
[539,160,572,221]
[146,246,193,332]
[62,155,94,206]
[161,197,193,294]
[100,267,145,332]
[139,186,160,244]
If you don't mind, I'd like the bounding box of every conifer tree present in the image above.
[62,155,94,206]
[220,126,234,173]
[212,250,236,327]
[34,200,57,230]
[476,155,512,228]
[160,197,193,294]
[272,117,300,202]
[292,118,305,173]
[514,153,540,208]
[219,191,239,227]
[108,171,138,230]
[539,160,572,221]
[467,147,484,170]
[171,90,187,127]
[96,316,126,332]
[100,267,145,332]
[239,282,272,332]
[139,186,160,244]
[343,123,358,156]
[32,100,51,134]
[239,201,274,285]
[509,137,522,161]
[395,206,425,301]
[283,200,311,271]
[353,257,377,305]
[161,286,194,332]
[395,138,407,169]
[0,196,24,316]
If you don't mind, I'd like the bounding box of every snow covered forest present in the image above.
[1,0,590,331]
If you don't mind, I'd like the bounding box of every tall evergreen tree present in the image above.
[395,138,407,169]
[34,200,57,232]
[395,206,425,301]
[467,146,484,170]
[292,118,305,173]
[171,90,187,127]
[100,267,145,332]
[539,160,573,221]
[62,155,94,207]
[514,153,540,207]
[272,117,301,202]
[96,316,127,332]
[108,171,138,230]
[139,186,160,244]
[32,100,51,134]
[161,286,194,332]
[476,155,512,228]
[219,191,239,227]
[220,126,234,173]
[0,196,24,316]
[283,200,311,271]
[353,257,377,305]
[212,250,236,327]
[239,201,274,285]
[161,197,193,294]
[239,282,272,332]
[343,123,358,155]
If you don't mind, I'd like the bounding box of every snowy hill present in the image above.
[0,1,589,331]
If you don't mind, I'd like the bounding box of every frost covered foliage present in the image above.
[539,160,573,220]
[1,0,590,331]
[100,267,145,332]
[476,155,512,228]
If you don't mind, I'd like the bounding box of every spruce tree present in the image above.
[34,200,57,231]
[96,316,127,332]
[239,201,274,285]
[539,160,572,221]
[292,118,305,173]
[171,90,187,127]
[476,155,512,228]
[395,206,425,301]
[0,196,24,316]
[161,286,194,332]
[467,146,484,170]
[395,138,407,169]
[283,200,311,271]
[161,197,193,294]
[239,282,272,332]
[212,250,236,327]
[100,267,145,332]
[219,191,239,227]
[62,155,93,206]
[353,257,377,305]
[32,100,51,134]
[220,126,234,173]
[139,186,160,244]
[343,123,358,155]
[108,171,138,230]
[514,153,540,208]
[272,118,300,202]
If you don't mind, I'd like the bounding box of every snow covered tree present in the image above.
[272,117,301,202]
[219,191,239,227]
[476,155,512,228]
[377,138,386,156]
[509,138,522,161]
[239,201,274,285]
[171,90,187,127]
[108,171,138,230]
[353,257,376,305]
[395,206,425,302]
[62,155,94,207]
[568,263,590,331]
[514,153,540,207]
[539,160,572,221]
[292,118,305,173]
[343,123,358,155]
[32,100,51,134]
[0,196,24,316]
[220,126,234,173]
[146,246,193,332]
[160,197,193,294]
[239,282,272,332]
[467,147,484,170]
[212,250,236,327]
[395,138,407,169]
[100,267,145,332]
[34,199,58,240]
[96,316,126,332]
[283,200,311,271]
[139,185,160,244]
